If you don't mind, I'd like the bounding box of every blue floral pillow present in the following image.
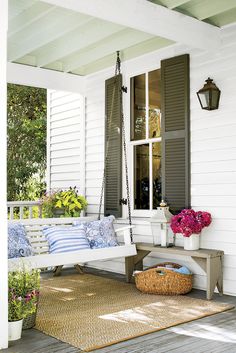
[8,223,33,259]
[73,216,119,249]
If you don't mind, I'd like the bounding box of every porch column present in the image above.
[0,0,8,349]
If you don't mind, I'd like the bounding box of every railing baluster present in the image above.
[39,205,43,218]
[9,207,14,220]
[19,206,24,219]
[29,206,33,219]
[7,201,42,219]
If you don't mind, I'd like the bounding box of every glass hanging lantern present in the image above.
[197,77,221,110]
[149,200,174,247]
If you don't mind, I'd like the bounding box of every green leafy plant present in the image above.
[41,187,88,218]
[8,269,40,322]
[7,84,47,202]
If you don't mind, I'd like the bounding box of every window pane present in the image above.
[134,144,149,209]
[148,69,161,138]
[131,74,146,140]
[153,142,162,209]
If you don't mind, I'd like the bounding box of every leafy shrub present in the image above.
[41,187,88,218]
[8,269,40,322]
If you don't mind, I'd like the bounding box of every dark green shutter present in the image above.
[161,54,190,212]
[104,74,122,217]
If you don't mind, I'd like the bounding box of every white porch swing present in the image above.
[8,52,136,272]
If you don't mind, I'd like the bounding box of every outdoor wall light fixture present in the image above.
[197,77,221,110]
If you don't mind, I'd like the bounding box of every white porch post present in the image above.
[0,0,9,349]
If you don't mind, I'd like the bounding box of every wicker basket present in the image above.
[134,262,193,295]
[23,296,39,330]
[23,311,37,330]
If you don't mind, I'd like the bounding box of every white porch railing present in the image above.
[7,201,42,220]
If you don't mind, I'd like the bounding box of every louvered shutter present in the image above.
[104,74,122,217]
[161,54,190,213]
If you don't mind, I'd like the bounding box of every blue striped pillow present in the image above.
[43,226,90,254]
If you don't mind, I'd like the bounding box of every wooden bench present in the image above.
[125,243,224,300]
[8,217,136,273]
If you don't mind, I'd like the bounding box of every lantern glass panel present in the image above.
[211,90,219,109]
[198,91,210,109]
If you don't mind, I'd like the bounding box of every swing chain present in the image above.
[98,51,133,243]
[115,50,121,75]
[120,94,133,243]
[118,51,133,242]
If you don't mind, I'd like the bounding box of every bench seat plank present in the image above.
[9,244,136,270]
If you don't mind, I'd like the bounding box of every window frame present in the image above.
[128,67,162,217]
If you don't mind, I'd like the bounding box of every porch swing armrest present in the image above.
[115,225,135,245]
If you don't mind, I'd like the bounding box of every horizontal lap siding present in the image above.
[189,25,236,295]
[48,90,84,193]
[85,83,105,215]
[83,25,236,295]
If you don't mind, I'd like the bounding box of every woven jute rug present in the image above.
[35,273,233,352]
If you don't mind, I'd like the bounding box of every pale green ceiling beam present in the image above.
[64,29,154,72]
[8,11,92,62]
[37,20,124,68]
[207,7,236,27]
[151,0,192,10]
[75,37,173,76]
[9,0,37,20]
[8,2,55,37]
[179,0,236,21]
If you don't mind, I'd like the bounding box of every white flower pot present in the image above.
[184,233,200,250]
[8,319,23,341]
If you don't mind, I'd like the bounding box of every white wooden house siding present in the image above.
[81,24,236,296]
[47,90,85,195]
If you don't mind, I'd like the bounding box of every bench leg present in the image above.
[216,255,223,296]
[125,250,150,283]
[125,256,134,283]
[53,265,63,276]
[74,264,84,274]
[207,256,222,300]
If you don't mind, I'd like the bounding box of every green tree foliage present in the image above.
[7,84,47,201]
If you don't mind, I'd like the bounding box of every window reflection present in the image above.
[152,142,161,209]
[131,74,146,140]
[134,144,149,209]
[149,69,161,138]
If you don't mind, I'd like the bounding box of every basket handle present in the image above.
[156,269,166,276]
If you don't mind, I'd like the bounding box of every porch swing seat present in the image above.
[8,217,136,271]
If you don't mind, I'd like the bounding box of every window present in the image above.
[130,69,162,211]
[104,54,189,218]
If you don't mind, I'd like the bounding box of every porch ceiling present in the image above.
[8,0,236,76]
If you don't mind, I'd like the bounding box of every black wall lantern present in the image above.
[197,77,221,110]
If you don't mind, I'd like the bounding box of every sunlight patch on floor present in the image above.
[168,323,236,343]
[99,304,163,327]
[49,286,73,293]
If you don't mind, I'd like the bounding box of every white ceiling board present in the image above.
[8,2,55,37]
[8,0,37,20]
[36,19,124,68]
[8,10,92,62]
[7,62,86,93]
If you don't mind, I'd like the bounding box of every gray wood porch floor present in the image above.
[4,268,236,353]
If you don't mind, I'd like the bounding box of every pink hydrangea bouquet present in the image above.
[170,209,212,237]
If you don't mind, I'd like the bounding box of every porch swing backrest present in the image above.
[8,217,136,271]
